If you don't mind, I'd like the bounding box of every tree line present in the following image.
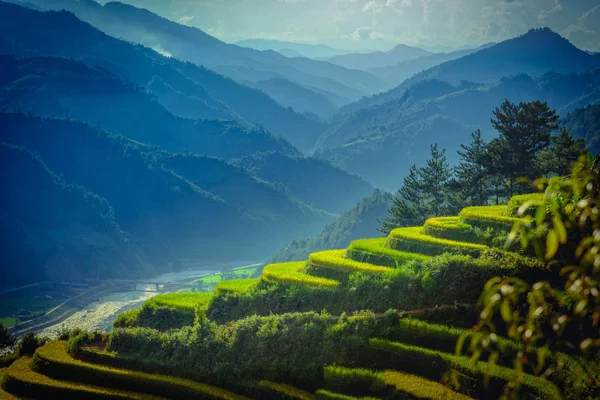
[381,99,587,233]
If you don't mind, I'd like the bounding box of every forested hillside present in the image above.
[340,28,600,118]
[316,68,600,189]
[232,152,374,214]
[271,190,391,262]
[0,112,331,286]
[0,1,327,151]
[6,0,386,109]
[562,104,600,153]
[0,55,296,158]
[0,143,152,287]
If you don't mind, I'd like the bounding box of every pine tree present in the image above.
[536,127,588,176]
[420,144,453,216]
[456,129,489,205]
[487,99,558,197]
[380,144,455,233]
[379,165,424,233]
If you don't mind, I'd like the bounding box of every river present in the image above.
[38,261,257,338]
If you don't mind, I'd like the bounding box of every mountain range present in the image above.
[316,69,600,189]
[0,112,332,286]
[234,39,356,59]
[5,0,386,110]
[325,44,434,71]
[0,1,331,151]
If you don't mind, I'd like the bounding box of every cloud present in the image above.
[277,0,306,3]
[362,0,411,13]
[177,16,195,25]
[342,26,385,40]
[563,5,600,51]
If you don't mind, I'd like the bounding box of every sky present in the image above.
[102,0,600,52]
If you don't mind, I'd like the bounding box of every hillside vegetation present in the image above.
[4,184,597,398]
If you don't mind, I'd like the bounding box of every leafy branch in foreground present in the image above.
[457,154,600,398]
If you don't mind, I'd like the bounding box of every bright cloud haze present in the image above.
[98,0,600,51]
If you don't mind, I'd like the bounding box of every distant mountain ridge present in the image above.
[315,68,600,190]
[0,1,328,151]
[0,112,335,285]
[368,42,496,89]
[0,142,152,287]
[6,0,385,109]
[325,44,434,71]
[0,54,297,159]
[234,39,354,59]
[353,28,600,114]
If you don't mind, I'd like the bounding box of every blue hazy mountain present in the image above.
[0,54,372,212]
[0,55,298,159]
[368,42,496,89]
[235,39,355,59]
[325,44,434,71]
[231,151,374,214]
[0,1,328,151]
[6,0,386,109]
[316,69,600,190]
[0,142,153,286]
[351,28,600,114]
[0,112,335,286]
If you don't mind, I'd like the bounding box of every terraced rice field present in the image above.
[1,198,576,399]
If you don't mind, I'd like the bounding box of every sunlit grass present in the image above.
[215,279,259,293]
[261,262,340,288]
[459,205,518,225]
[309,250,393,274]
[146,292,213,311]
[387,227,487,255]
[5,357,154,399]
[384,370,472,400]
[348,238,430,265]
[424,216,470,230]
[258,380,316,400]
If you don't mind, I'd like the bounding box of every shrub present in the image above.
[309,250,393,275]
[118,292,214,330]
[383,370,471,400]
[33,341,249,400]
[458,206,519,231]
[0,324,16,349]
[216,279,259,293]
[257,380,316,400]
[323,366,385,396]
[262,262,340,289]
[347,238,430,268]
[108,312,378,389]
[401,305,480,330]
[368,338,561,400]
[113,310,141,329]
[386,227,487,256]
[17,332,47,357]
[507,193,545,215]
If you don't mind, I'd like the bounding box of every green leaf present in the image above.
[500,301,513,323]
[552,216,567,244]
[535,206,546,226]
[545,229,559,260]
